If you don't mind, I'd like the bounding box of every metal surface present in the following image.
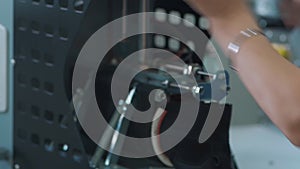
[13,0,101,168]
[0,0,13,169]
[0,24,7,113]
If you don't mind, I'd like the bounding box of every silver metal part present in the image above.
[104,87,137,167]
[162,64,217,81]
[89,109,122,168]
[0,2,13,169]
[169,82,191,90]
[162,64,193,75]
[154,90,167,102]
[192,86,202,95]
[196,70,216,80]
[0,24,7,113]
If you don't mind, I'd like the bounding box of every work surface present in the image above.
[230,124,300,169]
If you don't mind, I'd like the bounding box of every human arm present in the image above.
[184,0,300,146]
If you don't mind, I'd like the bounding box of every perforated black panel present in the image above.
[14,0,94,168]
[153,0,210,50]
[13,0,235,169]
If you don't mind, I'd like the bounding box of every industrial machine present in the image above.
[12,0,236,168]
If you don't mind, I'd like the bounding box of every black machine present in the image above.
[14,0,237,168]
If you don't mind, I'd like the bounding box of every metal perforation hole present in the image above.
[17,129,28,141]
[32,0,40,5]
[44,110,54,123]
[58,114,68,128]
[74,0,84,12]
[31,105,40,119]
[72,149,83,162]
[31,49,41,63]
[30,21,41,34]
[16,47,26,60]
[44,53,54,66]
[44,24,54,37]
[279,33,288,43]
[59,27,68,40]
[17,18,27,31]
[30,78,40,90]
[59,0,68,9]
[44,138,55,152]
[199,17,210,30]
[168,38,180,51]
[265,30,274,39]
[155,8,167,22]
[169,11,181,25]
[58,143,69,157]
[44,82,54,95]
[45,0,54,7]
[16,102,26,114]
[17,73,27,87]
[30,134,40,146]
[259,19,268,28]
[183,13,196,27]
[154,35,166,48]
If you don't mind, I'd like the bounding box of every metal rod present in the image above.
[89,110,120,168]
[169,83,191,90]
[104,113,126,166]
[196,70,216,79]
[104,87,136,166]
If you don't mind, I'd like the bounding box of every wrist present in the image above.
[208,6,260,57]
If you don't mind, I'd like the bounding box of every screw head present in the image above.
[154,90,166,102]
